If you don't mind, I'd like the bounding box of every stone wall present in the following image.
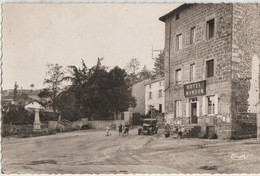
[88,120,126,130]
[231,4,260,138]
[2,124,33,136]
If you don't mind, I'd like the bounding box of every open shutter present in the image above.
[180,101,183,117]
[214,94,219,114]
[197,101,200,117]
[186,102,190,117]
[180,34,183,49]
[202,96,206,115]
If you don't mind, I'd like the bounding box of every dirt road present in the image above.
[2,129,260,174]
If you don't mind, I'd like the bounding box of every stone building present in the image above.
[159,4,260,139]
[145,77,165,114]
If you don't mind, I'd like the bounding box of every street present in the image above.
[2,128,260,174]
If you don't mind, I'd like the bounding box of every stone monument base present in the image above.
[33,122,41,131]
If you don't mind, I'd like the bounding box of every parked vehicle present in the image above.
[138,119,158,135]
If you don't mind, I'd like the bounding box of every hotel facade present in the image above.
[160,4,260,139]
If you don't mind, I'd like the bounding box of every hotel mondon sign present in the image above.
[184,80,206,98]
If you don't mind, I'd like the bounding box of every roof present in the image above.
[25,101,44,109]
[159,3,190,22]
[144,77,164,86]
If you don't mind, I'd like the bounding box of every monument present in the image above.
[25,101,43,131]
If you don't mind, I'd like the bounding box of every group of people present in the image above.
[106,124,130,136]
[165,124,186,139]
[176,125,185,138]
[118,124,130,136]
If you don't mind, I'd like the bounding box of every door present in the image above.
[159,104,162,113]
[191,103,197,123]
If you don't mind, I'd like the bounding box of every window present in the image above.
[202,95,218,115]
[159,82,162,86]
[176,69,182,85]
[149,84,152,89]
[149,92,152,99]
[158,90,162,98]
[206,19,215,39]
[190,64,195,81]
[175,100,182,117]
[176,34,182,51]
[190,27,196,44]
[206,59,214,78]
[208,96,215,115]
[176,14,179,20]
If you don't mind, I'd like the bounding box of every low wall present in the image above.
[88,120,127,130]
[2,124,33,136]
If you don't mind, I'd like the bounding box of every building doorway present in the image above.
[159,104,162,113]
[191,103,198,123]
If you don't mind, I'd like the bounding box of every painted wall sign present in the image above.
[184,80,206,97]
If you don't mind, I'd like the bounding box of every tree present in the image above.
[125,58,141,84]
[61,59,91,120]
[153,51,165,77]
[40,63,65,113]
[81,68,111,119]
[30,83,35,92]
[125,58,140,74]
[108,66,136,118]
[13,82,19,102]
[56,89,82,121]
[138,65,152,81]
[78,60,136,120]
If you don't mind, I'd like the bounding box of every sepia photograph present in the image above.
[1,2,260,174]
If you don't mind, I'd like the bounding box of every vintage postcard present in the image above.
[1,1,260,174]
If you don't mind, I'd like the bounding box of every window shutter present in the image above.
[197,102,200,117]
[186,102,190,117]
[214,94,219,114]
[180,35,183,49]
[202,96,206,115]
[180,101,183,117]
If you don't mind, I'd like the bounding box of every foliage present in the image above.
[153,51,165,77]
[138,65,152,81]
[30,83,35,89]
[61,58,136,120]
[2,103,34,124]
[56,89,83,121]
[125,58,141,84]
[125,58,140,75]
[40,63,65,113]
[108,66,136,117]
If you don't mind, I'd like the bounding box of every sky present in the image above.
[2,3,181,90]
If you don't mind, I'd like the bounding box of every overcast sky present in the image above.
[2,3,181,90]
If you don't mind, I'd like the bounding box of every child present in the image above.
[119,124,123,136]
[106,126,111,136]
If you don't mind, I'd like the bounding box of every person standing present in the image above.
[119,124,123,136]
[106,126,111,136]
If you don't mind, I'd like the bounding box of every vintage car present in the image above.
[138,118,158,135]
